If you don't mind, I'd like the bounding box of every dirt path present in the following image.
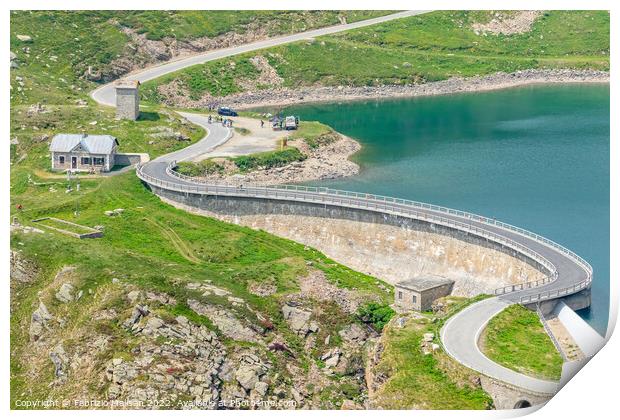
[145,218,201,264]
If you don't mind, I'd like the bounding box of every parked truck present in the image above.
[284,116,299,130]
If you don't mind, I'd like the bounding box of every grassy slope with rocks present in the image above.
[10,11,392,105]
[369,295,493,409]
[141,10,609,102]
[11,168,393,408]
[479,304,563,381]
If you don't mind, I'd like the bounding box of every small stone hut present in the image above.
[394,277,455,312]
[115,79,140,120]
[49,134,119,172]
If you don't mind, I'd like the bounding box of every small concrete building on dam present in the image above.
[395,277,455,312]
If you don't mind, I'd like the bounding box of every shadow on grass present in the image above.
[137,111,160,122]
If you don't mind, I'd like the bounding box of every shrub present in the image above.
[357,302,395,331]
[232,148,306,172]
[175,160,223,177]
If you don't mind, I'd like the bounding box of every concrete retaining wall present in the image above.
[152,187,546,296]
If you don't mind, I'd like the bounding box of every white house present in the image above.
[49,134,119,172]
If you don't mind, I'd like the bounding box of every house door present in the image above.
[71,156,77,169]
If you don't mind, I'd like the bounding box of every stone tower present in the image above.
[115,80,140,120]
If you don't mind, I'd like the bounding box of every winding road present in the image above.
[90,11,595,396]
[91,10,431,106]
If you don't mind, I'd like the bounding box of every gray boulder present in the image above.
[30,301,53,341]
[55,283,75,303]
[282,304,316,336]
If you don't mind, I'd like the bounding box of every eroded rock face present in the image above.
[187,299,260,343]
[339,324,369,346]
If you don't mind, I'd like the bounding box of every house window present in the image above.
[412,295,417,303]
[58,155,65,164]
[93,157,105,166]
[398,291,403,300]
[81,157,91,165]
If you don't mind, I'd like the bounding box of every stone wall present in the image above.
[480,376,552,410]
[152,188,546,296]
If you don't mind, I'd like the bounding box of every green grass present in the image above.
[290,121,339,149]
[115,11,393,41]
[174,160,224,177]
[480,304,563,380]
[372,295,493,410]
[232,147,306,172]
[10,168,392,405]
[143,10,609,100]
[10,105,204,174]
[35,218,98,235]
[10,11,392,105]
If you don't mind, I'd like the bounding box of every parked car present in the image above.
[218,107,238,117]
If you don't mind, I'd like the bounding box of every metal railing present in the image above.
[137,162,593,304]
[494,275,557,295]
[536,303,568,361]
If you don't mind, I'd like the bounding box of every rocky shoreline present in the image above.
[158,69,609,110]
[182,134,362,186]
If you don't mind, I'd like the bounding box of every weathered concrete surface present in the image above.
[155,192,544,296]
[480,376,551,410]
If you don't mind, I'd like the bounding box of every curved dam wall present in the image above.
[153,187,546,296]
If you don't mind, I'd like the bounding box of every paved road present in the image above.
[441,298,559,394]
[137,115,592,394]
[91,10,432,106]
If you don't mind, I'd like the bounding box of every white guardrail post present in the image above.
[135,162,592,304]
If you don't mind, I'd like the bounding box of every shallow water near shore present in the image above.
[283,84,610,335]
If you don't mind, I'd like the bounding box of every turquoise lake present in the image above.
[283,84,610,335]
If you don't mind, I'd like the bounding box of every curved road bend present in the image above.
[91,10,432,106]
[87,10,593,394]
[137,116,592,395]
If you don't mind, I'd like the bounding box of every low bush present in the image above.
[232,148,306,172]
[175,160,224,177]
[357,302,395,331]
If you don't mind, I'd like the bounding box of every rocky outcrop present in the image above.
[281,303,319,337]
[10,250,37,284]
[187,299,260,343]
[49,343,69,381]
[472,11,543,35]
[55,283,75,303]
[29,301,53,341]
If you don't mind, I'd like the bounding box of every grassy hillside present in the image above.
[370,295,493,409]
[142,10,609,101]
[10,166,392,407]
[10,11,392,105]
[479,304,563,380]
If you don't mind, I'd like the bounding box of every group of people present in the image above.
[207,114,233,127]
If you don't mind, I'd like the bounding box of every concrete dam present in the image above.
[133,116,598,398]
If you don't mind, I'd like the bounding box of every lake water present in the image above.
[284,84,610,335]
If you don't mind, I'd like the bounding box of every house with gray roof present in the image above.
[49,134,119,172]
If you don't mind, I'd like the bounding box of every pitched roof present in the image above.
[50,134,119,154]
